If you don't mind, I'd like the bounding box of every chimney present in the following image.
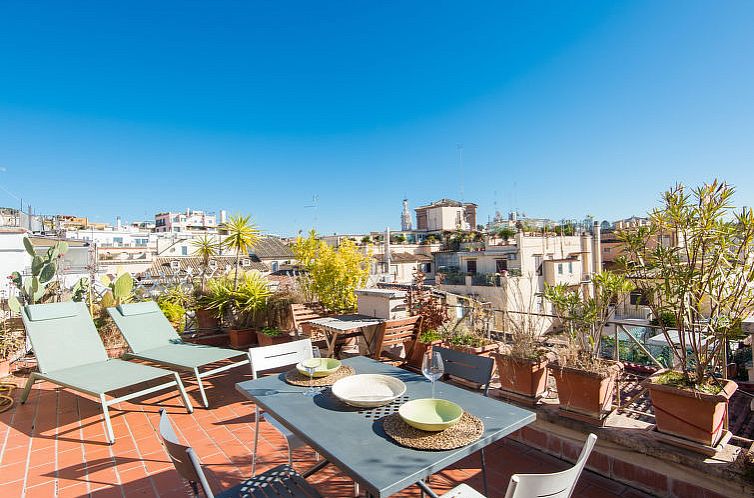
[219,210,227,224]
[116,216,122,230]
[592,221,602,274]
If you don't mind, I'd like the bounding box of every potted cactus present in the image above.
[618,181,753,448]
[544,271,632,423]
[8,237,69,313]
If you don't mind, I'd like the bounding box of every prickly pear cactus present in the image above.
[8,237,70,311]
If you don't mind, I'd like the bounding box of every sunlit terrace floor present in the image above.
[0,363,654,498]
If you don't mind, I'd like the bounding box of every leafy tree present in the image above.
[497,227,516,242]
[292,231,371,313]
[617,180,754,387]
[544,271,633,371]
[405,269,449,333]
[221,214,261,290]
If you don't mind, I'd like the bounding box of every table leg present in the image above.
[301,459,331,478]
[325,331,339,358]
[417,479,440,498]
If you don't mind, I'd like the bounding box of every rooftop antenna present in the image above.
[304,195,319,230]
[456,144,464,202]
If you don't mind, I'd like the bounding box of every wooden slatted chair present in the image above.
[158,409,323,497]
[290,302,331,338]
[371,316,423,363]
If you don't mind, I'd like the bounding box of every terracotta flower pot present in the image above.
[228,328,257,348]
[645,370,737,447]
[256,331,292,347]
[183,333,230,347]
[550,362,622,422]
[195,308,220,332]
[407,339,443,369]
[493,353,549,399]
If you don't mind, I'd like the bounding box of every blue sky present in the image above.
[1,1,753,235]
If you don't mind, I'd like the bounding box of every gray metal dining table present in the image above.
[235,356,536,497]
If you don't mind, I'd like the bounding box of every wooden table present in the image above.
[307,314,384,357]
[236,356,535,497]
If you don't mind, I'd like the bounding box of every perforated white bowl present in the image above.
[331,374,407,408]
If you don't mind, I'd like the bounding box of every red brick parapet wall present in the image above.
[510,422,752,498]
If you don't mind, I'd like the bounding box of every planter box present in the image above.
[446,342,499,357]
[493,353,549,399]
[550,362,622,423]
[256,331,293,347]
[195,308,220,332]
[183,333,230,347]
[645,370,737,448]
[228,328,257,349]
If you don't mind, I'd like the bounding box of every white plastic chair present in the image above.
[439,433,598,498]
[249,339,314,476]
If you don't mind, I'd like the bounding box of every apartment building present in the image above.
[155,209,218,233]
[415,199,477,231]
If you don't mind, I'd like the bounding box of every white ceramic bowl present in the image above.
[331,374,407,408]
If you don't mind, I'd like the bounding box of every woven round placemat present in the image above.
[382,411,484,450]
[284,365,355,387]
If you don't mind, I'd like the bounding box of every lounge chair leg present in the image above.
[174,373,194,413]
[252,406,261,476]
[20,372,38,404]
[100,394,115,444]
[480,447,488,497]
[193,368,209,408]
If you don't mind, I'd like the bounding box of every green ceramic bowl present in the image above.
[296,358,342,378]
[398,398,464,431]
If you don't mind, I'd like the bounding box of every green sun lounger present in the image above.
[20,301,194,444]
[107,301,251,408]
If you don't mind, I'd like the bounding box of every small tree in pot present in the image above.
[544,271,633,423]
[493,274,552,403]
[617,181,754,447]
[202,272,271,348]
[405,269,450,367]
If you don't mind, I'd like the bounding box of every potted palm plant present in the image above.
[617,181,752,448]
[190,234,222,332]
[203,272,271,348]
[544,271,633,423]
[492,274,552,403]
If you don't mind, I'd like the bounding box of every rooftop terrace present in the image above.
[0,364,654,498]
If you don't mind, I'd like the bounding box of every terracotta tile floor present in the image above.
[0,363,653,497]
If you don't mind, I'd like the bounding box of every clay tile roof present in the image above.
[249,237,294,259]
[373,252,432,263]
[148,256,268,276]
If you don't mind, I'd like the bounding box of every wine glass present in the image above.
[302,346,322,397]
[422,350,444,399]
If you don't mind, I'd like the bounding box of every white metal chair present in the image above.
[439,433,598,498]
[158,409,322,497]
[249,339,314,476]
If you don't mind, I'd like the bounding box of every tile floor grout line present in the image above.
[20,384,43,498]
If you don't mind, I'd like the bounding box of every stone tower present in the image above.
[401,199,412,231]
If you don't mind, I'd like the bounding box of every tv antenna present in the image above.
[304,195,319,230]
